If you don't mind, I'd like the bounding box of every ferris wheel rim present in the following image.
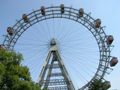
[3,5,111,89]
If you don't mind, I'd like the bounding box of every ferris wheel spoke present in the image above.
[31,24,49,41]
[18,35,49,45]
[60,36,96,46]
[57,19,76,42]
[69,56,97,75]
[44,18,53,39]
[24,50,48,81]
[69,56,97,71]
[16,42,49,47]
[52,18,56,38]
[61,51,99,72]
[57,23,75,42]
[57,23,70,41]
[59,31,83,44]
[53,19,61,39]
[61,44,99,53]
[61,48,99,59]
[20,47,46,54]
[22,48,48,66]
[15,45,48,53]
[71,67,89,86]
[61,52,97,75]
[54,19,64,40]
[61,51,99,66]
[62,55,88,85]
[56,19,65,40]
[38,21,51,41]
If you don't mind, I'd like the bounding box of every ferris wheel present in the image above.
[1,4,118,90]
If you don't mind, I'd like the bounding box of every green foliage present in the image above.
[88,79,111,90]
[0,49,41,90]
[12,81,40,90]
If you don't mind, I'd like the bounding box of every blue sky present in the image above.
[0,0,120,89]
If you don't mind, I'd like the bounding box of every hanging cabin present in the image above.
[60,4,65,14]
[7,27,14,36]
[22,14,29,23]
[110,57,118,67]
[94,19,101,28]
[41,6,45,16]
[79,8,84,17]
[106,35,114,45]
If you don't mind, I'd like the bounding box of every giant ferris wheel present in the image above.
[1,4,118,90]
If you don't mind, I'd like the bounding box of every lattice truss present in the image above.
[38,39,75,90]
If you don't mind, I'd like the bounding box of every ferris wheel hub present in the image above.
[50,38,56,46]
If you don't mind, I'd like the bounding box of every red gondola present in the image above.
[110,57,118,67]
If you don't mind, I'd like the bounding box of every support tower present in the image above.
[38,38,75,90]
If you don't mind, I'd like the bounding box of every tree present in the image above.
[0,48,41,90]
[88,79,111,90]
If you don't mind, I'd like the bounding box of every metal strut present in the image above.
[38,38,75,90]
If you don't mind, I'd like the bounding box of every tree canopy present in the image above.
[0,48,41,90]
[88,79,111,90]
